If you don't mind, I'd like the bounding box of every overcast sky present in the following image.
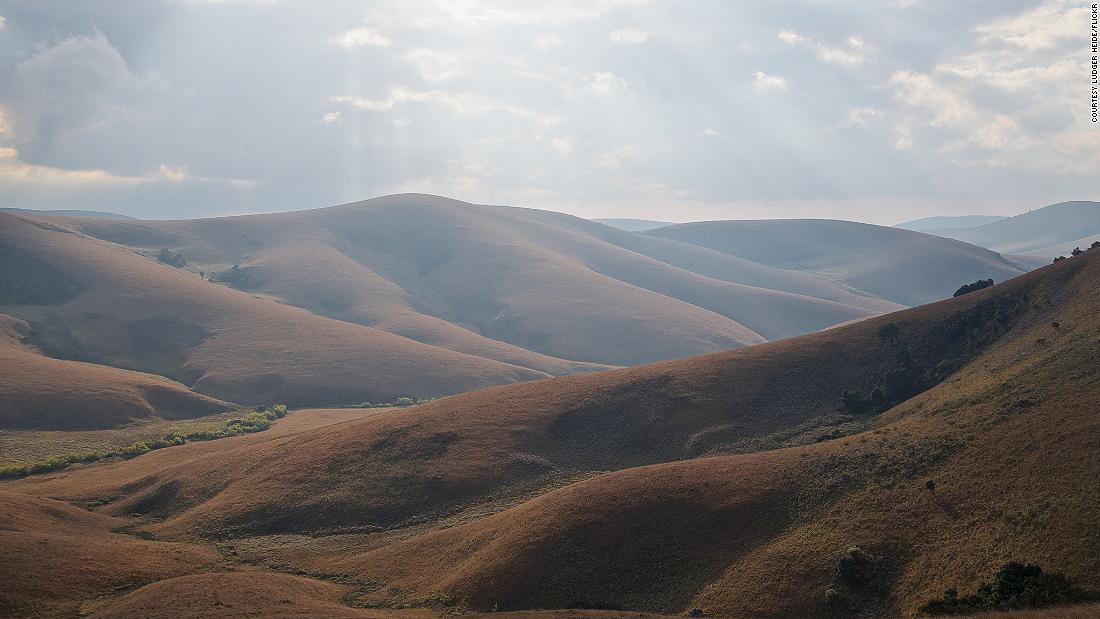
[0,0,1095,223]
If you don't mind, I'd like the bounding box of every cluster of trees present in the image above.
[0,405,288,480]
[919,562,1096,616]
[1053,240,1100,263]
[840,324,922,415]
[953,279,994,297]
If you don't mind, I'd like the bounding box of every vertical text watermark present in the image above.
[1092,4,1098,122]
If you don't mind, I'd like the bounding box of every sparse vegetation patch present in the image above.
[353,397,430,408]
[0,405,288,480]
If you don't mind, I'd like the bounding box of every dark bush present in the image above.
[1071,247,1084,256]
[919,562,1097,616]
[954,279,994,297]
[877,322,900,345]
[1053,256,1067,263]
[155,248,187,267]
[839,547,887,591]
[1091,241,1100,249]
[841,390,871,414]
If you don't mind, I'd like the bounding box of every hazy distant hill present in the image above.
[0,212,545,409]
[12,241,1097,618]
[591,217,673,231]
[0,207,133,220]
[931,201,1100,255]
[0,195,1036,419]
[56,195,900,366]
[644,219,1028,306]
[895,214,1005,231]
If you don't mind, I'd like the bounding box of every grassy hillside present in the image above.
[56,194,903,364]
[8,244,1096,618]
[0,213,545,409]
[0,314,234,429]
[644,219,1028,306]
[0,490,224,618]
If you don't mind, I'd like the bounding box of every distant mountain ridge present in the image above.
[895,214,1005,231]
[926,201,1100,256]
[643,218,1027,306]
[0,207,134,220]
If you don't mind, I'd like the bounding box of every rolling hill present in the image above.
[644,218,1029,306]
[54,194,903,365]
[0,213,547,409]
[49,194,1024,364]
[929,201,1100,256]
[0,313,233,429]
[8,243,1097,617]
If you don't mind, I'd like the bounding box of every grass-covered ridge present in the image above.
[0,405,288,480]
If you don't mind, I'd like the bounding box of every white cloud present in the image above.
[154,163,189,181]
[609,29,648,44]
[888,70,970,128]
[321,111,343,125]
[434,0,646,27]
[597,144,639,169]
[330,89,560,126]
[969,115,1023,151]
[777,29,868,65]
[839,107,884,128]
[532,35,562,51]
[588,71,628,95]
[550,136,574,155]
[398,157,491,194]
[975,0,1087,50]
[335,26,391,48]
[752,71,787,91]
[0,157,254,188]
[701,126,721,137]
[0,16,6,29]
[405,49,463,81]
[893,123,913,150]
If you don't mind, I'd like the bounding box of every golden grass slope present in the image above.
[0,213,544,408]
[0,314,233,429]
[331,251,1100,616]
[5,247,1097,618]
[0,490,224,618]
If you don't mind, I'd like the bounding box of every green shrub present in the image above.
[0,464,31,480]
[120,441,152,459]
[6,405,293,477]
